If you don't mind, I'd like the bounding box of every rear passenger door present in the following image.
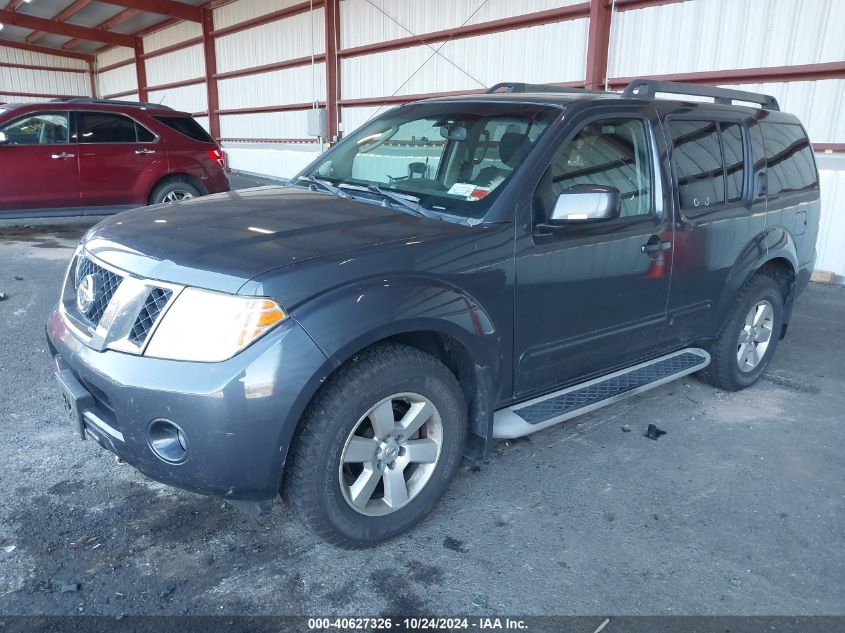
[661,111,767,344]
[76,111,162,206]
[513,106,674,398]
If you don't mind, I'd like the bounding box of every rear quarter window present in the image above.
[153,116,215,143]
[760,122,818,196]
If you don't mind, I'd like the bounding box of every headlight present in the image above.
[145,288,286,362]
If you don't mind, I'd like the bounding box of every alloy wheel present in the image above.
[163,189,195,202]
[737,299,774,372]
[338,392,442,516]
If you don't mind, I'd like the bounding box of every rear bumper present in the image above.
[46,307,329,503]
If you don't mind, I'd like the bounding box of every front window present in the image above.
[1,111,69,145]
[302,102,558,220]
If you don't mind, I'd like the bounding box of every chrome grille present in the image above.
[74,256,123,325]
[128,288,172,346]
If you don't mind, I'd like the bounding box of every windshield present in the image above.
[301,102,559,220]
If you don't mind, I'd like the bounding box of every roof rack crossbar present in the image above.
[49,97,174,110]
[621,79,780,111]
[486,82,598,95]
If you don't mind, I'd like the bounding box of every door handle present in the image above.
[641,238,671,255]
[51,152,75,160]
[134,149,156,155]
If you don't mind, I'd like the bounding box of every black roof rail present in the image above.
[486,82,599,95]
[49,97,174,110]
[621,79,780,111]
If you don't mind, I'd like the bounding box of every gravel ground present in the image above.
[0,199,843,616]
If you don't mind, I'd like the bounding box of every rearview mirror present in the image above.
[0,132,8,145]
[540,184,620,230]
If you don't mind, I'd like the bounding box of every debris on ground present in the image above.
[14,276,23,281]
[645,424,667,440]
[2,545,15,553]
[61,583,81,593]
[621,424,632,432]
[0,292,7,301]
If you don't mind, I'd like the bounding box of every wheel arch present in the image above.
[147,173,207,204]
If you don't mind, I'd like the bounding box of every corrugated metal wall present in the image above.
[1,45,90,101]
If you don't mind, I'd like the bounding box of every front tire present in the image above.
[698,275,784,391]
[282,343,467,547]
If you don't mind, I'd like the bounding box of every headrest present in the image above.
[499,132,529,167]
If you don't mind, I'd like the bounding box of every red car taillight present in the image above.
[207,148,226,170]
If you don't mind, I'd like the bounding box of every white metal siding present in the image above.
[97,47,134,69]
[0,46,86,70]
[341,18,589,99]
[220,110,313,138]
[215,9,325,74]
[0,45,89,97]
[341,105,396,134]
[224,145,319,179]
[341,0,585,49]
[218,63,325,110]
[213,0,306,30]
[147,83,208,114]
[97,64,138,97]
[608,0,845,77]
[0,94,51,103]
[143,21,203,54]
[145,44,205,87]
[816,154,845,278]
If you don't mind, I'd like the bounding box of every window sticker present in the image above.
[447,182,476,197]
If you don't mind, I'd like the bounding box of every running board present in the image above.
[492,348,710,439]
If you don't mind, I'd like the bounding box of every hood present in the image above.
[83,186,463,293]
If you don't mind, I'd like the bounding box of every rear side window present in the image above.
[1,111,69,145]
[78,112,138,143]
[760,122,818,196]
[668,120,726,213]
[153,116,214,143]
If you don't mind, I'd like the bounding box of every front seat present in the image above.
[473,132,529,188]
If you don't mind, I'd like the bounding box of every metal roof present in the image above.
[0,0,217,57]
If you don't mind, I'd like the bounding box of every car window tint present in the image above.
[721,123,745,203]
[136,122,156,143]
[78,112,137,143]
[153,116,215,143]
[548,118,654,218]
[669,120,725,214]
[761,122,818,196]
[1,112,69,145]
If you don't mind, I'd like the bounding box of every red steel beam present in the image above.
[216,102,325,116]
[339,2,591,59]
[102,88,139,99]
[0,37,94,61]
[134,37,148,101]
[324,0,340,141]
[214,54,325,81]
[97,58,135,74]
[201,8,221,140]
[606,61,845,89]
[585,0,612,89]
[814,144,845,153]
[98,0,202,22]
[4,0,27,10]
[0,8,135,47]
[27,0,94,44]
[0,89,86,99]
[614,0,690,10]
[141,37,203,60]
[87,60,97,97]
[0,60,87,73]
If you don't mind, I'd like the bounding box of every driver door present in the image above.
[0,110,79,212]
[513,106,674,398]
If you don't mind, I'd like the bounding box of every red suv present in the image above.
[0,99,229,217]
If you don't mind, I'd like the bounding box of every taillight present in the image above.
[207,148,225,170]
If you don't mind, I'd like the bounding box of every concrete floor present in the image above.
[0,195,843,615]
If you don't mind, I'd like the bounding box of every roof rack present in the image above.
[621,79,780,111]
[486,82,598,95]
[49,98,174,110]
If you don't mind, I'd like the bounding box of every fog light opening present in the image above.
[148,419,188,464]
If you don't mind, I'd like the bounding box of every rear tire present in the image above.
[150,179,201,205]
[282,343,467,548]
[698,275,784,391]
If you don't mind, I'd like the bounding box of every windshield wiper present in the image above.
[365,184,441,220]
[294,175,352,199]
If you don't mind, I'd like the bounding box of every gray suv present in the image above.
[48,80,820,546]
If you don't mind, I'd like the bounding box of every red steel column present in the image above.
[134,37,148,101]
[87,59,97,97]
[585,0,612,89]
[324,0,340,142]
[201,8,221,141]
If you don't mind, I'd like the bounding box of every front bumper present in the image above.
[47,307,330,505]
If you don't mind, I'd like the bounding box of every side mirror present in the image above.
[539,184,620,231]
[0,132,8,145]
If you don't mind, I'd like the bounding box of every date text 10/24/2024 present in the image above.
[308,617,529,630]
